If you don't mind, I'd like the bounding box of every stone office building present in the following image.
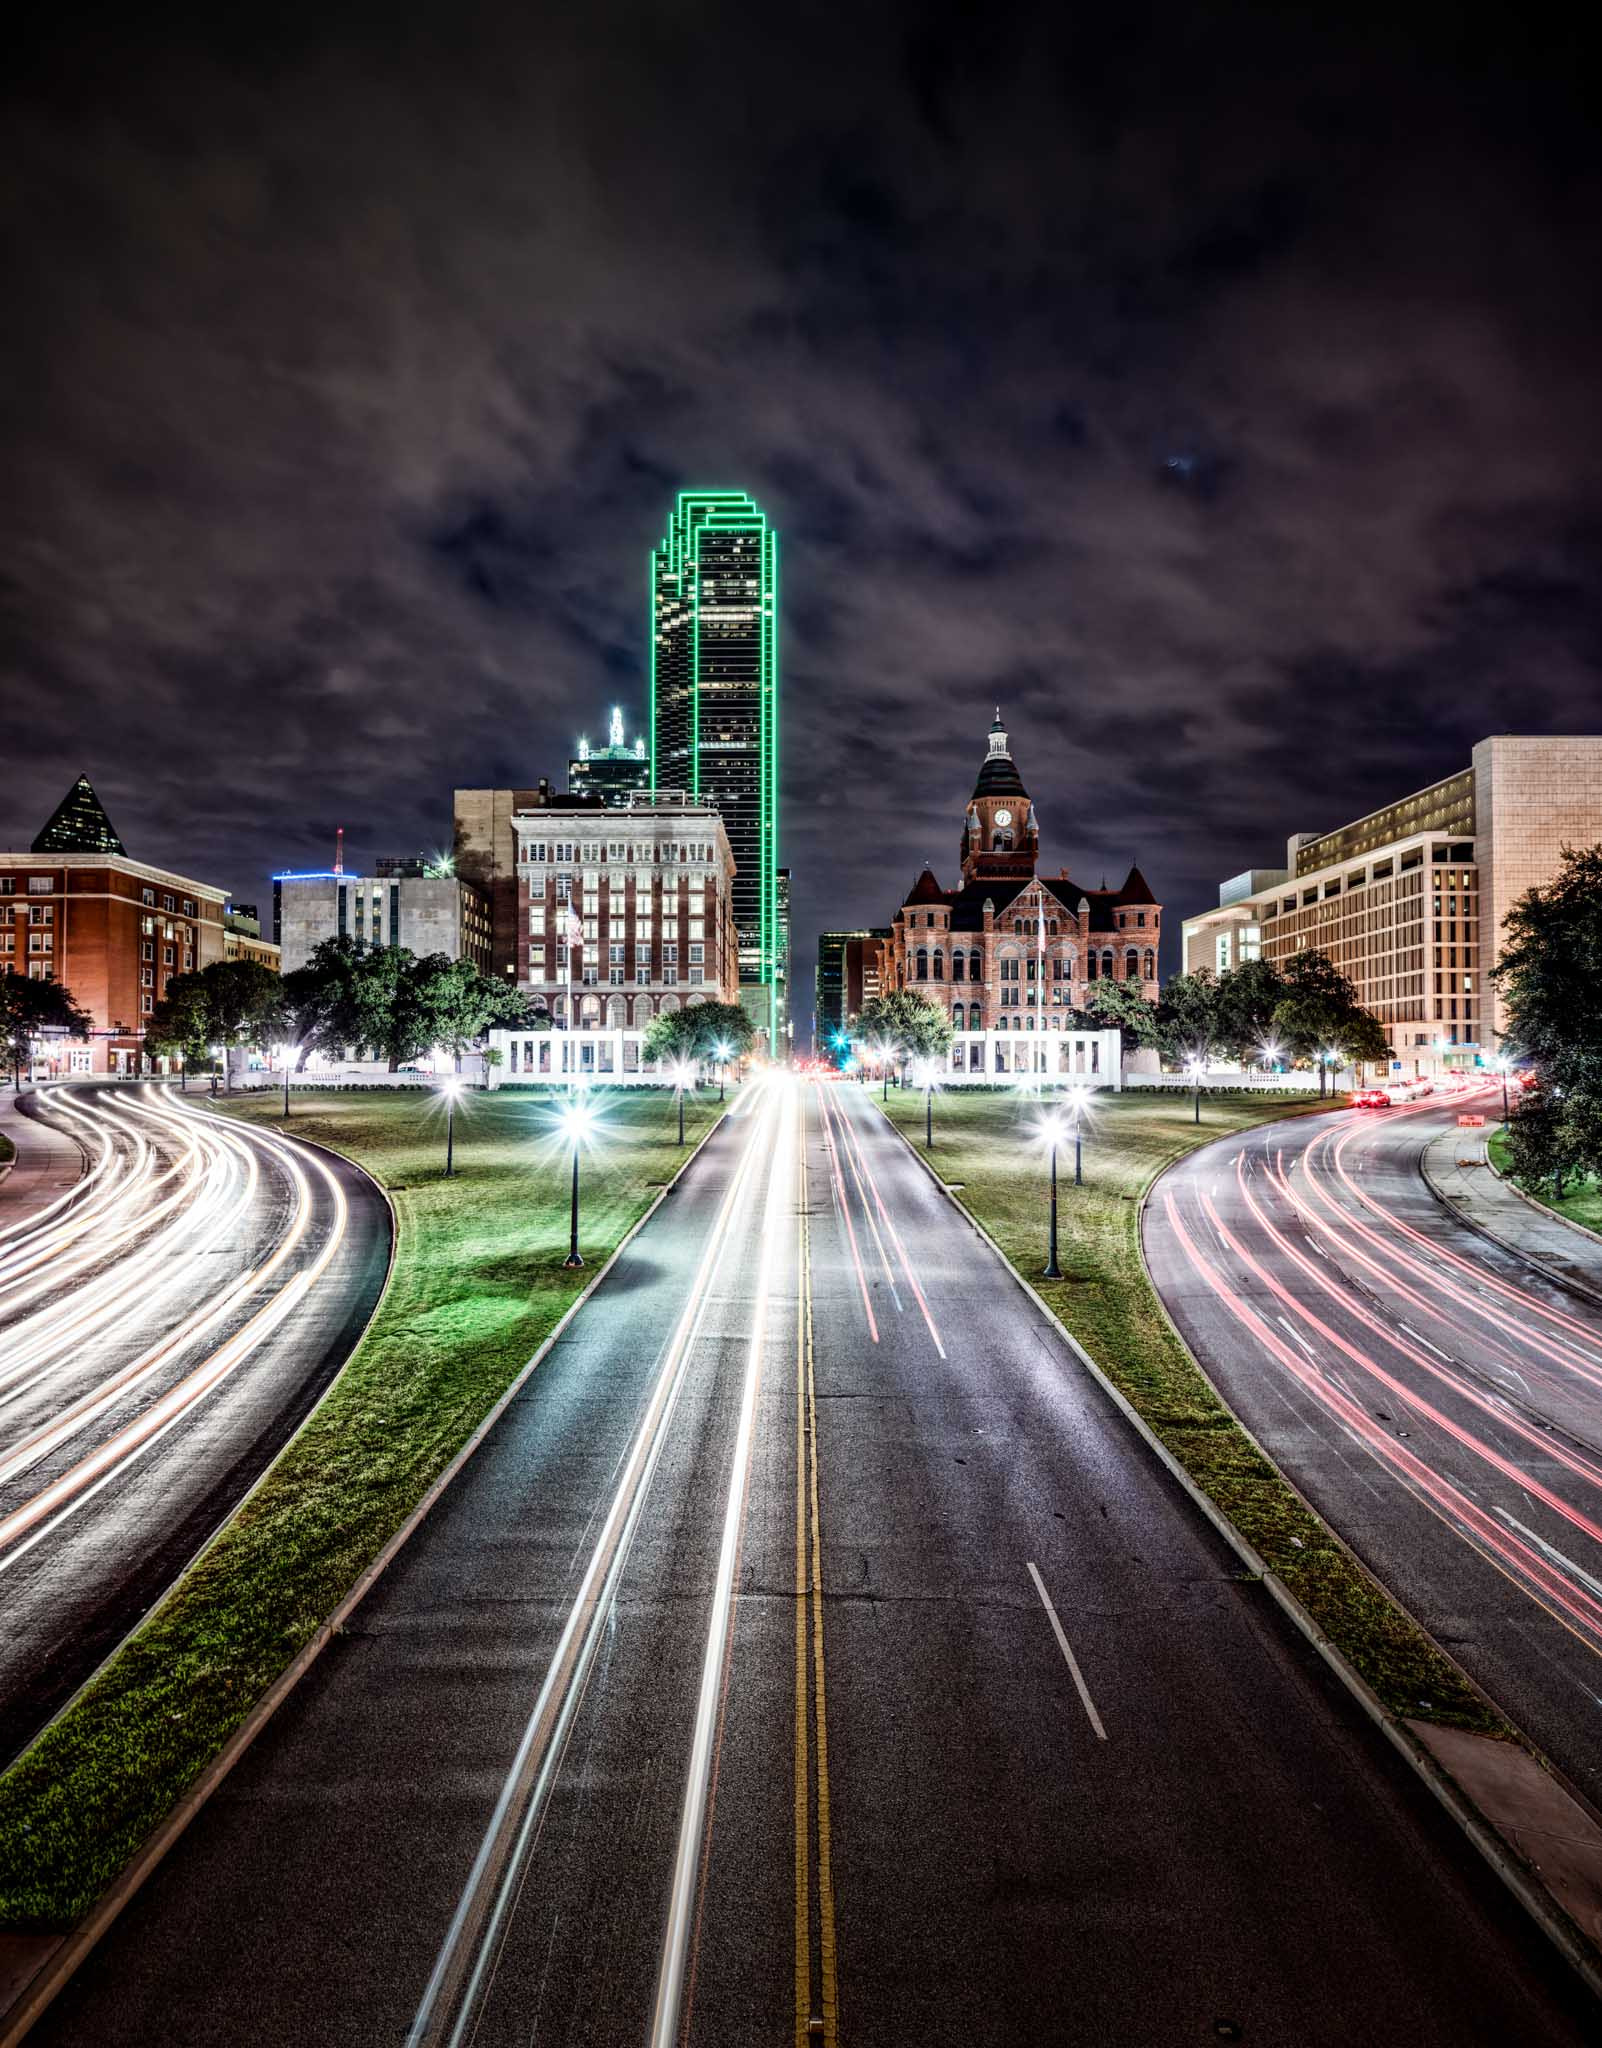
[272,861,491,974]
[1181,734,1602,1076]
[874,716,1158,1079]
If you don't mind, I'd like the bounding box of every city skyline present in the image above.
[4,7,1598,1023]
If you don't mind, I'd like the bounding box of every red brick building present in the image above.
[1,776,228,1075]
[877,716,1161,1061]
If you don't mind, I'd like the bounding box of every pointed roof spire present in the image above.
[973,710,1027,799]
[32,774,126,855]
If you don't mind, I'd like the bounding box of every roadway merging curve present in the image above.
[24,1077,1597,2046]
[0,1084,391,1765]
[1145,1081,1602,1818]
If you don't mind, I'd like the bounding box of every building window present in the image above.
[0,878,11,894]
[932,951,944,980]
[28,876,51,894]
[915,948,928,981]
[1125,950,1139,980]
[141,993,153,1013]
[1143,950,1155,980]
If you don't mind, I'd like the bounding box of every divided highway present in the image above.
[26,1075,1594,2045]
[0,1085,389,1764]
[1146,1084,1602,1819]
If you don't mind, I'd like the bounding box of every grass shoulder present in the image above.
[1488,1126,1602,1236]
[0,1084,721,1930]
[878,1081,1501,1735]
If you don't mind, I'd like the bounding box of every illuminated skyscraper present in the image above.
[569,705,650,807]
[650,491,779,1046]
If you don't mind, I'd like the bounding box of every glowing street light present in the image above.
[868,1037,899,1102]
[1184,1053,1205,1125]
[1320,1046,1340,1098]
[558,1093,597,1267]
[440,1076,464,1177]
[1492,1051,1512,1119]
[1035,1110,1068,1279]
[714,1038,732,1104]
[278,1043,297,1119]
[914,1055,941,1148]
[669,1057,697,1146]
[1258,1037,1283,1081]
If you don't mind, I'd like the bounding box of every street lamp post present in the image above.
[560,1095,595,1268]
[913,1056,938,1147]
[442,1077,462,1177]
[1495,1054,1511,1119]
[1068,1081,1088,1186]
[671,1058,695,1146]
[281,1045,294,1119]
[1187,1055,1203,1124]
[714,1039,731,1104]
[1042,1112,1063,1279]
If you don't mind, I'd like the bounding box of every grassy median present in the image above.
[1488,1126,1602,1235]
[0,1085,721,1929]
[880,1083,1501,1735]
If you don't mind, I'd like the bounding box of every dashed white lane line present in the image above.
[1026,1561,1107,1742]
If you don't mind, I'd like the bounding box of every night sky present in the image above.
[3,3,1599,1028]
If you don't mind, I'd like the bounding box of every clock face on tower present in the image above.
[994,808,1013,827]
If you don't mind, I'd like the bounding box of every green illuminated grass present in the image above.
[880,1084,1502,1734]
[1488,1126,1602,1235]
[0,1086,721,1929]
[0,1132,14,1166]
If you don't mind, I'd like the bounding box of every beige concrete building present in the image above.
[272,865,490,975]
[223,905,281,972]
[1183,736,1602,1076]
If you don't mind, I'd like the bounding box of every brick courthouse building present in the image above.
[874,716,1161,1078]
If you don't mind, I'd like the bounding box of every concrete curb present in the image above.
[0,1096,728,2047]
[1419,1126,1602,1313]
[874,1098,1602,2011]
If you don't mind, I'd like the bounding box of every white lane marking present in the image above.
[1492,1507,1602,1604]
[1397,1321,1451,1362]
[651,1085,798,2045]
[1026,1561,1107,1742]
[1274,1313,1318,1361]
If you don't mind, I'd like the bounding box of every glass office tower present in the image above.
[650,491,780,1047]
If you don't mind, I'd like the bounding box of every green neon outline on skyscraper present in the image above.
[650,490,780,1049]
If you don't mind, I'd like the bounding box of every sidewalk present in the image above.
[1422,1121,1602,1304]
[0,1087,87,1227]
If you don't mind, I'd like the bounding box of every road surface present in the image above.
[1145,1082,1602,1819]
[29,1077,1595,2045]
[0,1084,390,1764]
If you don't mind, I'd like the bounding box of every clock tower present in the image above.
[959,711,1039,887]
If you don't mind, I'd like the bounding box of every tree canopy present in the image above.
[1082,978,1159,1053]
[279,940,525,1069]
[641,998,754,1068]
[1270,950,1389,1065]
[1,970,94,1081]
[853,989,954,1062]
[1155,968,1219,1064]
[1492,843,1602,1188]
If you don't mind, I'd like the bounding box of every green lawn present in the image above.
[0,1085,721,1929]
[0,1131,13,1166]
[1488,1126,1602,1235]
[880,1083,1501,1735]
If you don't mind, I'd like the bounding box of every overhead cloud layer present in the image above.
[3,2,1598,1014]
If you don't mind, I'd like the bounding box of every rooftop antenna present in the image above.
[335,825,345,876]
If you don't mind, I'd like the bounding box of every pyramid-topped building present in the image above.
[32,775,126,856]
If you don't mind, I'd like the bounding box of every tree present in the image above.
[143,975,213,1075]
[282,940,401,1066]
[1492,843,1602,1181]
[853,990,954,1064]
[1083,978,1159,1055]
[678,999,755,1060]
[642,1007,702,1067]
[1,970,94,1084]
[1155,969,1219,1066]
[405,956,533,1067]
[1212,959,1287,1063]
[1270,949,1389,1073]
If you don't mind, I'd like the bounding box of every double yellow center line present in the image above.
[794,1104,839,2046]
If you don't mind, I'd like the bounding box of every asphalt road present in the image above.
[28,1076,1597,2045]
[1145,1081,1602,1819]
[0,1084,390,1763]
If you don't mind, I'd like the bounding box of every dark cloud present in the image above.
[2,2,1599,1028]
